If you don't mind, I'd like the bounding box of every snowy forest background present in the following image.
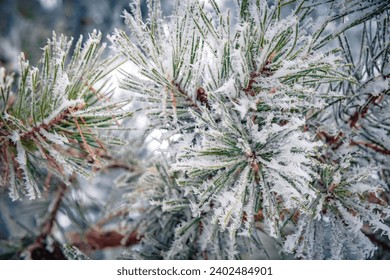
[0,0,390,260]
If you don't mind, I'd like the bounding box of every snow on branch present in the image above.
[0,31,131,200]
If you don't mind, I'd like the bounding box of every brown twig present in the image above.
[171,80,200,110]
[350,140,390,155]
[78,112,107,153]
[69,107,101,166]
[317,131,345,150]
[95,208,130,228]
[104,162,136,172]
[27,183,68,259]
[36,183,67,243]
[349,93,384,129]
[70,228,141,251]
[43,172,53,197]
[68,203,142,251]
[20,103,84,140]
[243,53,275,96]
[243,71,261,96]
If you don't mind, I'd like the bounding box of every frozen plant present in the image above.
[0,31,131,200]
[112,0,390,259]
[0,0,389,260]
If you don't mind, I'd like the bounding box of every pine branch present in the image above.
[113,0,389,260]
[26,183,67,260]
[1,0,389,261]
[0,31,132,200]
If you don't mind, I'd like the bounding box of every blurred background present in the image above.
[0,0,238,72]
[0,0,179,71]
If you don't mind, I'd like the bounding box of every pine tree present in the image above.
[1,0,389,260]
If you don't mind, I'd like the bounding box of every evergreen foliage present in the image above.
[0,31,131,200]
[0,0,389,260]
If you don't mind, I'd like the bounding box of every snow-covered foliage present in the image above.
[1,0,389,260]
[173,98,320,239]
[0,31,131,200]
[110,0,390,259]
[284,157,390,259]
